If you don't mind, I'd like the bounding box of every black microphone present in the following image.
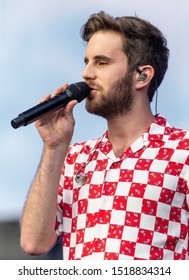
[11,82,91,129]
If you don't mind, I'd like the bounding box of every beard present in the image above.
[85,72,134,119]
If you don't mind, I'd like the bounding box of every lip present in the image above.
[87,84,98,90]
[90,89,99,95]
[86,83,99,95]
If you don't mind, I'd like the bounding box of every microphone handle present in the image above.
[11,91,72,129]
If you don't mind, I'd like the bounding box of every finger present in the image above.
[52,83,69,97]
[65,100,78,111]
[64,100,78,122]
[38,94,51,104]
[37,83,69,105]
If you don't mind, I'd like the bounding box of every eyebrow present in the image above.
[84,55,113,64]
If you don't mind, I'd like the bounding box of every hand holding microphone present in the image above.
[11,81,91,129]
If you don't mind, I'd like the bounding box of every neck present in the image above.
[107,104,154,157]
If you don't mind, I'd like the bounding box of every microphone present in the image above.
[11,82,91,129]
[75,173,87,184]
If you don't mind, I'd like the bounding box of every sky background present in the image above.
[1,0,189,221]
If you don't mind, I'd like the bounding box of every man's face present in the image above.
[82,30,134,119]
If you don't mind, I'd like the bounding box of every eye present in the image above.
[84,58,89,66]
[97,60,108,66]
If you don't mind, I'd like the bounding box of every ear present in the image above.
[135,65,155,90]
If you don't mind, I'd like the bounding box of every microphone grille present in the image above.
[68,82,91,102]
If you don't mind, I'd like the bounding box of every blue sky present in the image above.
[1,0,189,221]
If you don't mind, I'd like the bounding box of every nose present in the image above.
[82,63,96,81]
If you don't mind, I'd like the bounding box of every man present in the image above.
[20,11,189,260]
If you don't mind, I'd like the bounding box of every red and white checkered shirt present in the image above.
[56,115,189,260]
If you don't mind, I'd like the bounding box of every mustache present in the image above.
[87,82,102,91]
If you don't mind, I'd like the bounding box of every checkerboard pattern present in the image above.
[56,115,189,260]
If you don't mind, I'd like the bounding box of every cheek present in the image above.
[98,66,127,91]
[106,67,126,83]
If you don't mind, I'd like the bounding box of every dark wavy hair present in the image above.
[81,11,169,102]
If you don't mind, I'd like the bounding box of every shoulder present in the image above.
[64,137,101,165]
[169,126,189,149]
[69,138,100,154]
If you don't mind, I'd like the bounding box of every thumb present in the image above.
[64,100,78,124]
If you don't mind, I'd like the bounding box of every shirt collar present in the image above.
[143,114,172,144]
[97,114,172,160]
